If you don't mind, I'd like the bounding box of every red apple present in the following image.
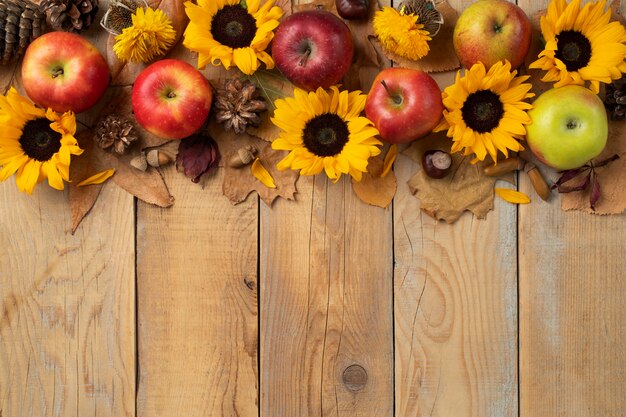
[272,10,354,91]
[21,32,110,113]
[453,0,531,70]
[365,68,443,144]
[132,59,213,140]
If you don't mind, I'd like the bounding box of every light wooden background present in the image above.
[1,0,625,416]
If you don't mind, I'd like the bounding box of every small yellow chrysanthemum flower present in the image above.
[0,88,83,194]
[373,6,431,61]
[271,86,382,182]
[113,7,177,63]
[183,0,283,75]
[530,0,626,94]
[435,61,534,163]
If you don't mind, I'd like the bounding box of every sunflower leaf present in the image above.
[245,69,292,111]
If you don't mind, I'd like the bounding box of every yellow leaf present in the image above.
[251,158,276,188]
[495,188,531,204]
[77,169,116,187]
[381,144,397,178]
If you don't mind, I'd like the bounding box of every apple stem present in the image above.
[51,68,64,79]
[299,48,311,67]
[380,80,402,105]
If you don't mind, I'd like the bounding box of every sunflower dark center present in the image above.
[302,113,349,157]
[19,118,62,161]
[461,89,504,133]
[555,30,592,71]
[211,5,257,49]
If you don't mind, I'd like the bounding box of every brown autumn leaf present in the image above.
[405,132,497,223]
[560,120,626,214]
[213,122,298,205]
[378,0,460,73]
[69,134,104,234]
[107,0,189,85]
[351,156,397,208]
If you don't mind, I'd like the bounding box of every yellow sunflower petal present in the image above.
[77,169,116,187]
[251,158,276,188]
[495,188,531,204]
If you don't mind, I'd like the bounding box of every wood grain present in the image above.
[0,183,136,417]
[260,174,394,416]
[136,167,259,417]
[517,0,626,414]
[393,68,518,417]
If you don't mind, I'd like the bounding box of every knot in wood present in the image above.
[342,364,368,391]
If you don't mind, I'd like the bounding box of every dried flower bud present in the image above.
[176,133,220,183]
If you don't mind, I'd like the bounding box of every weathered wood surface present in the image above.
[0,0,625,416]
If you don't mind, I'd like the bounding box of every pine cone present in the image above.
[604,77,626,120]
[95,114,138,154]
[0,0,44,65]
[214,78,268,134]
[100,0,142,35]
[40,0,99,33]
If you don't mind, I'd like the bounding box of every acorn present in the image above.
[130,153,148,171]
[228,146,257,168]
[146,149,175,168]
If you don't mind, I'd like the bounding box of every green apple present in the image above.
[526,85,607,170]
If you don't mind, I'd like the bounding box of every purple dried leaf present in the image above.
[552,166,590,189]
[556,172,592,193]
[593,154,620,168]
[590,174,601,210]
[176,134,221,183]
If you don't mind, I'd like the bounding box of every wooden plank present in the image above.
[518,2,626,414]
[260,174,394,416]
[136,168,259,417]
[518,204,626,415]
[0,183,136,417]
[393,45,518,417]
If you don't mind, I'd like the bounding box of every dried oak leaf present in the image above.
[69,134,104,234]
[107,0,188,85]
[295,0,388,91]
[405,132,497,223]
[211,123,298,205]
[69,130,175,233]
[560,120,626,214]
[377,0,459,73]
[351,156,397,208]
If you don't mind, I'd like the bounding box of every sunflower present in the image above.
[271,86,382,182]
[530,0,626,94]
[373,6,431,61]
[183,0,283,75]
[434,61,534,163]
[0,88,83,194]
[113,7,177,63]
